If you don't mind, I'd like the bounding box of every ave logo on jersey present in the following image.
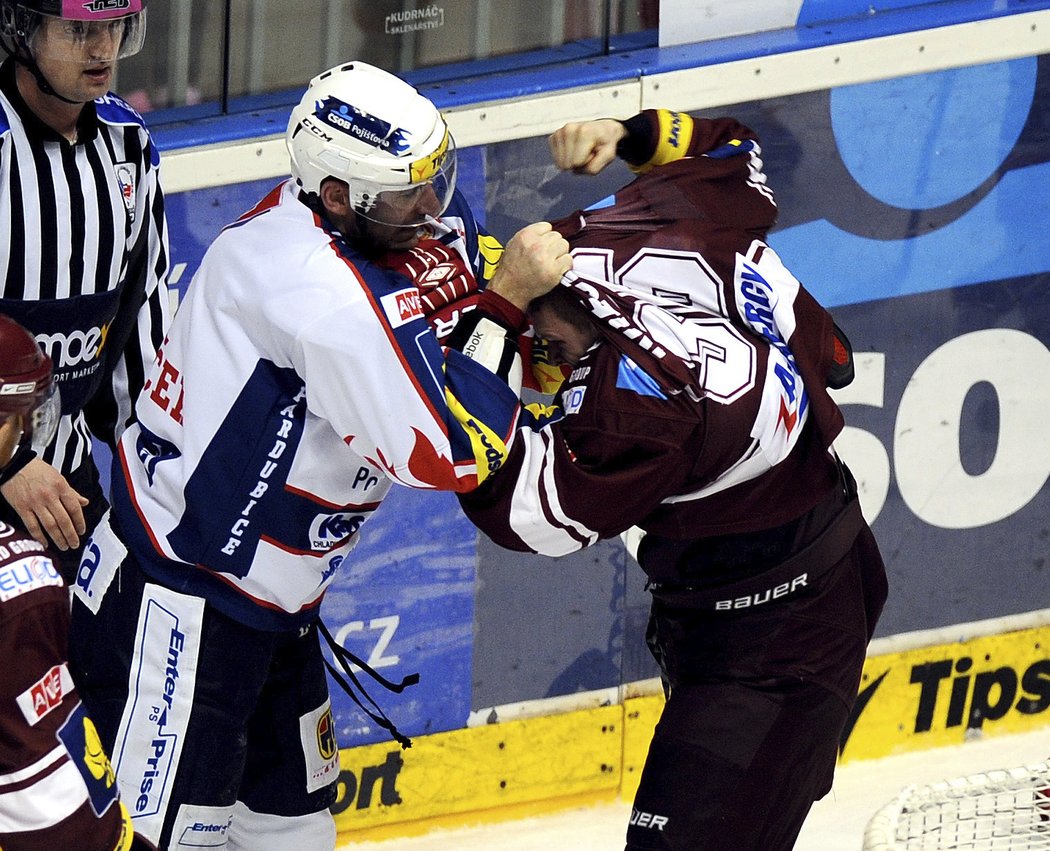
[380,288,425,328]
[17,663,74,725]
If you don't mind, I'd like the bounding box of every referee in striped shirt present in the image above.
[0,0,170,580]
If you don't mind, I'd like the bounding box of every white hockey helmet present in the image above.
[286,61,457,228]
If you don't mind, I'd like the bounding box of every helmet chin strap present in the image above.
[1,39,88,106]
[15,52,86,106]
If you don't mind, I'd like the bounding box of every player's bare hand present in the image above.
[487,222,572,310]
[0,458,89,551]
[549,119,627,174]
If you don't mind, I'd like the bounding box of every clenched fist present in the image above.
[487,222,572,310]
[549,118,627,174]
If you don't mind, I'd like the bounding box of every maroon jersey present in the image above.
[0,522,129,851]
[460,110,849,572]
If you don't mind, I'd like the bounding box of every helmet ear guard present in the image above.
[286,61,457,228]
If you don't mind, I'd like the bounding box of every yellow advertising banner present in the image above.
[841,624,1050,761]
[334,623,1050,842]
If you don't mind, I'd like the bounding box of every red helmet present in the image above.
[0,314,58,455]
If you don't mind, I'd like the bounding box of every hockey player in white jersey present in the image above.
[68,61,570,850]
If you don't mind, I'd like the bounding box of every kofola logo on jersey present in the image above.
[308,512,364,551]
[314,97,410,155]
[380,288,424,328]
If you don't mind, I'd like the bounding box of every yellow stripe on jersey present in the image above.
[445,389,509,485]
[632,109,695,174]
[114,802,134,851]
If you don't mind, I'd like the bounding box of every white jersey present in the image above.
[90,180,523,629]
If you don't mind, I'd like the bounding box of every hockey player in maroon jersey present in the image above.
[0,313,155,851]
[459,110,889,850]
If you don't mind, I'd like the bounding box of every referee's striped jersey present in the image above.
[0,58,171,483]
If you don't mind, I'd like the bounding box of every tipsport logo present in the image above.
[314,97,410,156]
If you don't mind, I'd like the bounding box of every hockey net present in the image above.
[863,761,1050,850]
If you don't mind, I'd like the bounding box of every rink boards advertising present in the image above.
[145,0,1050,837]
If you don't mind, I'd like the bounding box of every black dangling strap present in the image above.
[317,620,419,749]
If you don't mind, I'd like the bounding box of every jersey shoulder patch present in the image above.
[94,92,148,131]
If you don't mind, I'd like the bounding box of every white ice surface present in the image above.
[344,727,1049,850]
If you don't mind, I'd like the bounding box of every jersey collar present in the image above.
[0,58,100,146]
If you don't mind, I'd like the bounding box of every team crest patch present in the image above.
[300,700,340,793]
[115,162,136,221]
[317,707,337,760]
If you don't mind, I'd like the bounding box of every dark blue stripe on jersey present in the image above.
[95,93,148,134]
[443,347,520,458]
[110,477,324,630]
[327,236,456,422]
[706,139,756,159]
[168,359,306,577]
